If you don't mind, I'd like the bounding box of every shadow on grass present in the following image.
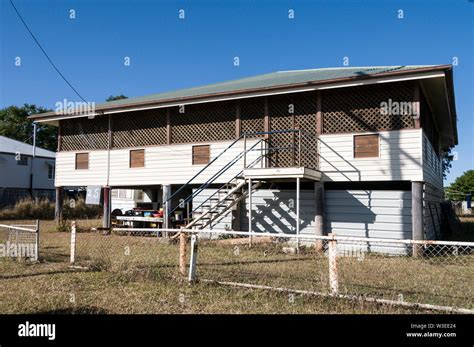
[0,268,97,280]
[34,306,109,314]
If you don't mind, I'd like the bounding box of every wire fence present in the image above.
[59,225,474,313]
[2,219,472,313]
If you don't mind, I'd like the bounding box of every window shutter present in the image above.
[192,145,210,165]
[354,134,379,158]
[130,149,145,168]
[75,153,89,170]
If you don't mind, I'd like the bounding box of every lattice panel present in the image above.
[269,94,295,167]
[60,116,109,151]
[267,92,318,168]
[112,108,167,148]
[322,81,415,134]
[241,97,264,137]
[171,101,236,144]
[294,92,318,169]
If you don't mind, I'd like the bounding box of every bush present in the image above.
[0,197,102,220]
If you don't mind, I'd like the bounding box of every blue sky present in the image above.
[0,0,472,184]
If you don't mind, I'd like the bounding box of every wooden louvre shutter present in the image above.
[130,149,145,168]
[354,134,379,158]
[192,145,210,165]
[75,153,89,170]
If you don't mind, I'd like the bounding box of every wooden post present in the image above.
[166,108,172,145]
[70,220,76,264]
[54,187,63,222]
[412,181,424,257]
[34,219,40,262]
[328,232,338,295]
[179,232,187,276]
[314,182,325,252]
[235,100,241,139]
[413,83,421,128]
[102,186,111,229]
[316,91,322,135]
[188,234,198,283]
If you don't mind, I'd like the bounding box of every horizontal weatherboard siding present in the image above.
[319,129,423,182]
[55,139,260,187]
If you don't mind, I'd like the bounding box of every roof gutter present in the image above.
[29,65,452,122]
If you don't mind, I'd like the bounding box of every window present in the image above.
[192,145,210,165]
[354,134,379,158]
[130,149,145,168]
[16,154,28,166]
[75,153,89,170]
[48,165,55,180]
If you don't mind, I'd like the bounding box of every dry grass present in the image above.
[0,219,473,314]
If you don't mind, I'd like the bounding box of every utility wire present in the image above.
[9,0,87,102]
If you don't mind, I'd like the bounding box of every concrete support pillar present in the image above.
[162,185,171,230]
[314,182,325,252]
[412,181,424,257]
[102,186,111,229]
[54,186,63,222]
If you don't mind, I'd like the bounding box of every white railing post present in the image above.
[188,234,198,283]
[296,177,300,252]
[248,178,253,247]
[328,232,339,295]
[70,221,77,264]
[243,134,247,169]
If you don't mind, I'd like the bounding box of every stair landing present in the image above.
[243,167,321,181]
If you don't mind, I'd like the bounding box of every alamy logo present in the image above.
[18,321,56,341]
[55,98,95,115]
[0,241,36,258]
[380,99,419,119]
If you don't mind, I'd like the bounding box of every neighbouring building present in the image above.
[0,135,56,207]
[29,65,458,253]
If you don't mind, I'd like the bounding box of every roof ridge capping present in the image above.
[276,65,435,73]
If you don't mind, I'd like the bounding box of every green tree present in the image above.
[0,104,57,151]
[445,170,474,201]
[106,95,128,102]
[442,148,454,180]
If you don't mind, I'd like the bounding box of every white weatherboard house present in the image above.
[29,65,458,253]
[0,135,56,207]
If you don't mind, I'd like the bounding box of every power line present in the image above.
[9,0,87,102]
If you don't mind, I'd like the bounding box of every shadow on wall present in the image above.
[241,190,316,235]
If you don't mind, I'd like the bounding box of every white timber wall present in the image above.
[325,190,412,254]
[318,129,423,182]
[422,131,443,189]
[0,153,55,190]
[241,189,316,236]
[55,139,260,187]
[421,131,444,240]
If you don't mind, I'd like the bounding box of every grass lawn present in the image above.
[0,219,473,314]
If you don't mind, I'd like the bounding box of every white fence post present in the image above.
[179,231,187,276]
[328,232,339,295]
[70,221,77,264]
[188,234,198,283]
[34,219,40,262]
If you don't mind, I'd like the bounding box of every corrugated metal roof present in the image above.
[0,136,56,157]
[102,65,433,108]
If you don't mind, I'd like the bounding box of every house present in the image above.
[0,135,56,207]
[29,65,458,250]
